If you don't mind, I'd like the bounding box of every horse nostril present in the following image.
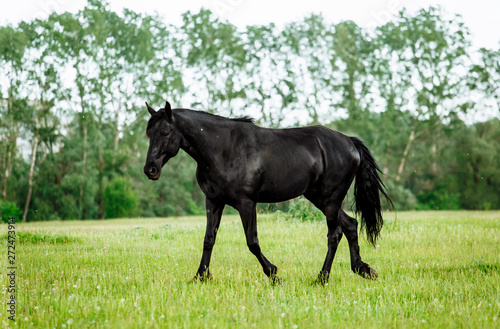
[144,165,158,177]
[149,167,157,176]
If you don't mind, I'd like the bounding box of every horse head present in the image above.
[143,101,182,180]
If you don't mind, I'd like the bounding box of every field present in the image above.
[2,211,499,328]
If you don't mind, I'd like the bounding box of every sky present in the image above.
[1,0,499,50]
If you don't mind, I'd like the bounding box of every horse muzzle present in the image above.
[144,164,161,180]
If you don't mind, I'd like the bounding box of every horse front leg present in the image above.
[193,198,225,282]
[237,199,280,283]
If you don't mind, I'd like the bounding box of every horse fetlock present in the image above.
[316,272,330,285]
[352,262,378,280]
[192,269,212,283]
[264,265,278,277]
[265,266,281,284]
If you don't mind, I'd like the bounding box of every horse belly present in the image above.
[257,156,321,203]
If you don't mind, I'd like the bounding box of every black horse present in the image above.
[144,101,392,283]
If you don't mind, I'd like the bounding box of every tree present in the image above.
[244,23,299,127]
[17,18,64,221]
[374,7,471,187]
[181,9,247,116]
[330,21,374,130]
[282,14,334,125]
[468,46,500,120]
[0,26,29,200]
[1,4,499,218]
[452,119,500,209]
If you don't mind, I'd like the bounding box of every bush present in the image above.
[0,200,22,223]
[417,183,461,210]
[282,198,324,222]
[383,180,417,211]
[103,178,139,219]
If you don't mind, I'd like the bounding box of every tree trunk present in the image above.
[382,165,389,182]
[114,128,120,151]
[82,122,88,165]
[2,93,17,199]
[431,142,438,176]
[97,169,104,219]
[0,142,5,198]
[22,135,39,222]
[396,128,415,182]
[79,115,88,218]
[114,107,120,150]
[1,140,13,199]
[96,107,105,220]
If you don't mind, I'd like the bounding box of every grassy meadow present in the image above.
[1,211,499,328]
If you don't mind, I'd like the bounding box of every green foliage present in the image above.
[0,4,499,221]
[281,198,324,222]
[383,180,417,211]
[416,183,462,210]
[0,200,22,222]
[0,25,29,63]
[103,178,139,219]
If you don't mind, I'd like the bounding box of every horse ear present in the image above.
[164,101,173,122]
[146,102,156,115]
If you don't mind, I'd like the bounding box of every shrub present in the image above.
[383,180,417,211]
[103,178,139,219]
[282,198,324,222]
[417,183,461,210]
[0,200,22,223]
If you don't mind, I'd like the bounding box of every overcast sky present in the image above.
[1,0,499,49]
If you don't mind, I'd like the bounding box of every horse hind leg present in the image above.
[305,190,344,284]
[317,215,343,284]
[318,202,342,283]
[341,209,378,280]
[306,188,378,281]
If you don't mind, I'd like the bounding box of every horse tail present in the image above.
[350,137,393,247]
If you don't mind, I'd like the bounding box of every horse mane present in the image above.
[146,108,254,137]
[187,109,255,124]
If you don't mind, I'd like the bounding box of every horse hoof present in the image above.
[367,268,378,280]
[314,273,329,285]
[359,267,378,280]
[353,264,378,280]
[191,272,212,283]
[271,275,283,285]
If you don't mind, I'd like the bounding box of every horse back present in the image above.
[252,125,359,202]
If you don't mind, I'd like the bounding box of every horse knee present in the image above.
[203,236,216,251]
[203,242,214,251]
[327,227,342,244]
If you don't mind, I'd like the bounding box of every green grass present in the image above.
[2,211,499,328]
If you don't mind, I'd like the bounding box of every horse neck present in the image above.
[174,110,226,167]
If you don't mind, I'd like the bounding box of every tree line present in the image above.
[1,1,499,221]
